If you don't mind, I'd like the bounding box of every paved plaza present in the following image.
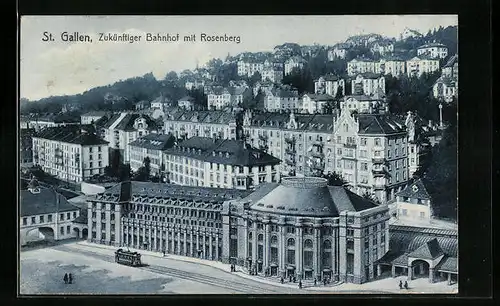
[19,241,458,295]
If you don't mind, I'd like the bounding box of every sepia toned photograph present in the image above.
[19,15,458,295]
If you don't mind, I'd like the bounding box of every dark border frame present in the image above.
[8,0,492,303]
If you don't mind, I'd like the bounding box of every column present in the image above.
[183,231,187,255]
[216,235,220,260]
[105,204,111,245]
[313,227,320,280]
[295,224,303,279]
[391,265,396,277]
[124,225,128,246]
[209,232,213,260]
[407,265,413,280]
[195,233,199,257]
[264,221,270,273]
[279,224,286,275]
[148,225,152,250]
[190,232,194,257]
[447,273,451,285]
[377,264,382,278]
[243,219,248,261]
[429,268,434,283]
[159,227,163,252]
[252,222,258,268]
[114,206,121,247]
[177,230,181,255]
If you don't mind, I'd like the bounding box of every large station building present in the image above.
[87,178,389,284]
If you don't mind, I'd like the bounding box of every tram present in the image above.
[115,248,142,267]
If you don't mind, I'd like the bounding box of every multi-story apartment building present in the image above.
[86,178,389,284]
[21,179,82,246]
[150,95,172,112]
[432,76,458,103]
[32,126,109,183]
[314,75,345,97]
[263,87,300,112]
[185,79,206,91]
[370,41,394,55]
[163,137,280,190]
[406,56,441,78]
[327,43,350,60]
[163,108,238,140]
[261,67,284,84]
[379,56,407,77]
[253,81,275,97]
[347,57,379,76]
[207,86,250,110]
[332,108,415,202]
[301,94,335,114]
[222,176,390,283]
[237,60,265,77]
[441,54,458,78]
[102,112,160,163]
[178,96,195,110]
[341,95,387,114]
[128,133,176,175]
[20,128,36,168]
[417,42,449,59]
[81,111,108,125]
[351,73,386,96]
[284,56,307,75]
[242,111,336,178]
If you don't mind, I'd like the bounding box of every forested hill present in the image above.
[20,73,176,115]
[395,25,458,56]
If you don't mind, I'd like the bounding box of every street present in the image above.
[19,241,457,295]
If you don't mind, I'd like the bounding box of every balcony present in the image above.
[344,142,357,148]
[284,136,296,143]
[312,139,324,147]
[258,134,268,140]
[372,168,389,177]
[285,148,296,155]
[310,151,324,158]
[372,157,385,164]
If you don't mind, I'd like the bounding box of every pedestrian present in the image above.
[399,280,403,289]
[404,281,409,289]
[280,277,284,284]
[68,273,73,284]
[293,276,296,283]
[289,275,292,282]
[63,273,68,284]
[314,279,317,286]
[298,280,302,289]
[323,278,327,286]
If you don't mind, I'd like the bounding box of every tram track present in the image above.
[53,245,290,294]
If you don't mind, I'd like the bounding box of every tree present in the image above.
[322,171,348,186]
[144,157,151,179]
[361,191,381,204]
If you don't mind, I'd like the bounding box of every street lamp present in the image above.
[438,103,443,129]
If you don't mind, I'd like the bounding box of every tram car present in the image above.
[114,248,142,267]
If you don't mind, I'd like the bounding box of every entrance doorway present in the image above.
[270,265,278,276]
[286,266,295,279]
[304,269,313,280]
[411,260,430,279]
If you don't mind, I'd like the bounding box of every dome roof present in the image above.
[249,177,378,217]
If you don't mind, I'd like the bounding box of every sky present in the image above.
[20,15,458,101]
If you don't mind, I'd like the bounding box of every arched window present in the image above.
[270,236,278,245]
[248,232,253,240]
[304,239,313,249]
[323,240,332,250]
[258,234,264,242]
[287,238,295,248]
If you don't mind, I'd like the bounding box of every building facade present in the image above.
[417,43,449,59]
[163,137,281,190]
[347,58,379,76]
[314,75,346,97]
[442,54,458,78]
[432,76,458,103]
[301,94,335,114]
[379,57,407,77]
[32,126,109,183]
[163,108,238,140]
[341,95,387,114]
[327,44,350,60]
[207,86,250,110]
[20,128,36,168]
[81,111,108,125]
[20,179,82,246]
[102,112,160,163]
[263,88,300,112]
[221,177,390,284]
[284,57,306,75]
[128,133,176,175]
[351,73,386,96]
[406,56,441,78]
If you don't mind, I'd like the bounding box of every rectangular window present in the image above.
[420,212,425,218]
[48,214,52,222]
[22,218,27,225]
[60,214,64,221]
[67,225,71,233]
[60,226,64,235]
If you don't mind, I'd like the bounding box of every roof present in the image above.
[115,114,158,131]
[407,238,444,259]
[94,181,251,204]
[396,179,432,200]
[33,126,108,146]
[82,111,108,117]
[418,42,448,49]
[165,109,236,125]
[349,57,375,63]
[388,226,457,257]
[390,224,458,238]
[436,256,458,273]
[246,177,378,217]
[344,95,381,102]
[356,114,406,135]
[178,96,194,102]
[358,72,383,79]
[20,188,78,217]
[407,55,440,62]
[72,209,88,224]
[444,54,458,68]
[316,74,342,82]
[165,137,281,167]
[435,76,457,88]
[303,94,335,101]
[128,133,176,151]
[35,113,80,124]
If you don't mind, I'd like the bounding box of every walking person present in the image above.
[314,278,317,286]
[404,280,409,289]
[399,280,403,289]
[323,278,327,286]
[63,273,68,284]
[289,275,292,283]
[68,273,73,284]
[298,280,302,289]
[280,277,284,284]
